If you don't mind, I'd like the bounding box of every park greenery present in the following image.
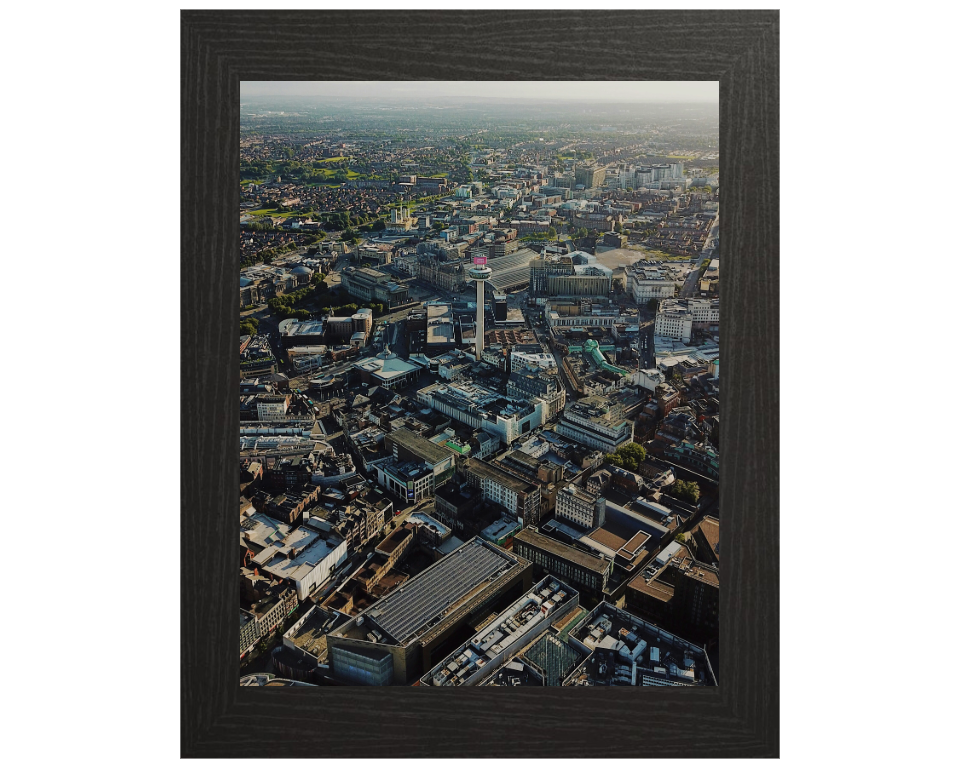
[239,316,260,337]
[670,480,701,504]
[604,442,647,471]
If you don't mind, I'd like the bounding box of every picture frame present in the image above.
[182,9,779,758]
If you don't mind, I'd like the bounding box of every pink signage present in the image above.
[472,256,487,265]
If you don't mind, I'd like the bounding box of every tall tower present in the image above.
[468,255,492,359]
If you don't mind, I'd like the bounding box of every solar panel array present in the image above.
[370,541,514,644]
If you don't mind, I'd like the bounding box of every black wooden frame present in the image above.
[182,9,779,758]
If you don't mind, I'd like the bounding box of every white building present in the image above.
[632,367,667,394]
[546,309,622,329]
[630,266,675,304]
[511,351,557,372]
[372,458,436,504]
[417,381,546,447]
[685,298,720,330]
[257,397,289,421]
[655,301,694,344]
[556,485,606,529]
[655,298,720,344]
[251,524,348,600]
[555,396,634,453]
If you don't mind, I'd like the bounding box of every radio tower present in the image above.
[468,255,492,359]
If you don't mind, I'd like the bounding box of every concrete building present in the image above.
[511,351,557,373]
[420,576,580,686]
[556,484,606,529]
[629,265,675,304]
[326,537,532,685]
[249,522,349,600]
[372,458,436,503]
[565,601,717,687]
[463,457,543,527]
[353,349,423,390]
[340,267,409,308]
[513,527,612,598]
[655,298,719,343]
[529,253,574,294]
[255,394,289,421]
[546,266,612,297]
[575,164,606,189]
[555,396,634,453]
[416,381,545,447]
[424,302,457,352]
[654,301,694,344]
[507,367,566,421]
[385,427,456,488]
[278,319,327,349]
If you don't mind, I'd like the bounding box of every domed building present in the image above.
[290,264,314,286]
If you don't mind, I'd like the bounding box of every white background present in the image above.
[1,1,955,766]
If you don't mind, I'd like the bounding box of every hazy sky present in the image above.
[240,81,718,103]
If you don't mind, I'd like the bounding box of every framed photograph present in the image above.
[183,9,778,758]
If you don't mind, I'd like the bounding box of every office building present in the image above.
[575,164,606,189]
[565,602,716,687]
[421,576,580,686]
[506,367,566,421]
[555,396,634,453]
[629,265,675,304]
[326,537,532,685]
[463,457,543,527]
[416,381,545,447]
[556,484,606,529]
[513,527,612,598]
[249,522,348,600]
[384,427,456,487]
[654,301,694,343]
[340,267,409,308]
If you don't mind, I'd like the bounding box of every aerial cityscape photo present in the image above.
[238,82,720,688]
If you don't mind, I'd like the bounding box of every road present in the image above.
[678,265,701,299]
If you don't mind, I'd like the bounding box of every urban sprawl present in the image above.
[238,98,720,689]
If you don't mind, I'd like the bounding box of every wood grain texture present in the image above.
[181,9,778,758]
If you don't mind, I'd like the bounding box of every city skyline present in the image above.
[240,80,720,103]
[238,89,720,688]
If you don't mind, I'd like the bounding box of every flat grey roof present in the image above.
[388,427,453,465]
[514,528,610,574]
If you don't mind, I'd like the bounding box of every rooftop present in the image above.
[285,605,342,660]
[523,633,584,686]
[421,576,578,687]
[351,537,522,646]
[388,427,454,466]
[251,524,344,583]
[465,458,537,496]
[513,527,610,574]
[567,602,716,686]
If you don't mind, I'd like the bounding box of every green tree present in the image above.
[671,480,700,504]
[605,442,646,472]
